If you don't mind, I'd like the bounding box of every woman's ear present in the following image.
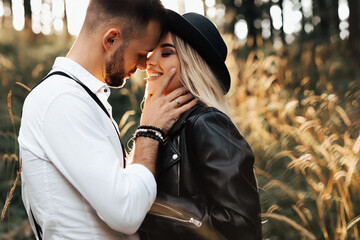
[103,28,122,52]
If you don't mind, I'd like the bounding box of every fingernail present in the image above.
[170,68,176,73]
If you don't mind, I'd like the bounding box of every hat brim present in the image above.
[166,10,230,94]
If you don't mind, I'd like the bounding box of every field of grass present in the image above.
[225,35,360,239]
[1,30,359,239]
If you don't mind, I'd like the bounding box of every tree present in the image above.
[318,0,331,41]
[219,0,261,48]
[278,0,285,45]
[330,0,339,39]
[348,0,360,61]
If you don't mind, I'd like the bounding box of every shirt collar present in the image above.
[52,57,110,97]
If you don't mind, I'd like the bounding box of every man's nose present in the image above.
[137,57,147,70]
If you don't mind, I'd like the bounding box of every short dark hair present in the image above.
[84,0,166,35]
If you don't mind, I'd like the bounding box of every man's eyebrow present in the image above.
[160,43,176,48]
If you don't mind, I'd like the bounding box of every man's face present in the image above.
[105,20,162,88]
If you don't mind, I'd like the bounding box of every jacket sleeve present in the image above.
[185,110,262,240]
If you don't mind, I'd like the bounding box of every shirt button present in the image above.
[172,154,179,160]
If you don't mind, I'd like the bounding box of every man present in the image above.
[18,0,196,239]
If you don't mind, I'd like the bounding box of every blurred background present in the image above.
[0,0,359,239]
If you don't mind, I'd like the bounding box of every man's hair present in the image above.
[83,0,166,36]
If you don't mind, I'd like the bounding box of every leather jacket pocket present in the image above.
[148,201,202,227]
[139,197,224,240]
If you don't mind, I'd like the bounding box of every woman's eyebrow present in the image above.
[160,43,176,48]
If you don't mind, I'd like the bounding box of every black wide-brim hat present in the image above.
[166,9,231,94]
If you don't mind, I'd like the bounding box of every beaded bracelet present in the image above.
[137,125,166,137]
[135,129,164,142]
[134,131,163,144]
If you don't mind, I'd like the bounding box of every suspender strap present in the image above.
[30,209,43,240]
[41,71,127,159]
[42,71,111,119]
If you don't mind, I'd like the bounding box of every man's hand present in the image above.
[140,68,198,133]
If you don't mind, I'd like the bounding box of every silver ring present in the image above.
[175,98,180,106]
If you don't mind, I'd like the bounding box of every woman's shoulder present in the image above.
[168,104,235,137]
[185,104,232,129]
[183,104,253,159]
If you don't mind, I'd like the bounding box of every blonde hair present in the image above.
[172,34,229,116]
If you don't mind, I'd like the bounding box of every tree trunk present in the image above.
[348,0,360,60]
[319,0,330,41]
[24,0,32,32]
[330,0,339,39]
[178,0,186,14]
[269,3,275,45]
[243,0,258,47]
[24,0,31,17]
[202,0,207,16]
[278,0,285,45]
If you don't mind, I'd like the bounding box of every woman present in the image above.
[138,10,262,240]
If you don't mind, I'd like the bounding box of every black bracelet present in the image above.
[135,129,164,142]
[137,125,166,137]
[134,131,163,144]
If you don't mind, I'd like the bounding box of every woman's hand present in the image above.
[140,68,197,133]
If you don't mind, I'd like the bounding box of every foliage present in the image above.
[225,34,360,239]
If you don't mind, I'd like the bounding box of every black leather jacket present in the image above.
[139,104,262,240]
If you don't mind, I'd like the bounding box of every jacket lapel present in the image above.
[156,104,202,174]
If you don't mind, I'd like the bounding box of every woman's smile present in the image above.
[147,70,163,81]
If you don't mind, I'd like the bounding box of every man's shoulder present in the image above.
[25,75,84,106]
[21,74,94,123]
[30,74,78,96]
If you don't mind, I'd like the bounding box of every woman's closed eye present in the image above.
[161,49,175,57]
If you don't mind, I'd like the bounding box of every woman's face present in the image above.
[146,32,182,96]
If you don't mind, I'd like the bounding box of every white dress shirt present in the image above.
[18,57,156,240]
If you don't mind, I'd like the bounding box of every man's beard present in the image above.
[105,44,128,88]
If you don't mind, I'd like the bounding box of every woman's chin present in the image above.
[146,86,156,96]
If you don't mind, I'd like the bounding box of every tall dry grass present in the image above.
[225,36,360,239]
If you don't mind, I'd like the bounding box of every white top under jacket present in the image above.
[18,57,156,240]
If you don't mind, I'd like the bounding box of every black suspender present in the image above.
[30,209,42,240]
[40,71,127,159]
[29,71,127,240]
[42,71,111,118]
[41,71,127,159]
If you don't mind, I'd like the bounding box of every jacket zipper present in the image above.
[150,202,202,227]
[177,163,180,196]
[176,135,180,197]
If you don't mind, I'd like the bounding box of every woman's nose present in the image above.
[146,52,157,67]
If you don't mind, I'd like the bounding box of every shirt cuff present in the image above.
[125,164,157,203]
